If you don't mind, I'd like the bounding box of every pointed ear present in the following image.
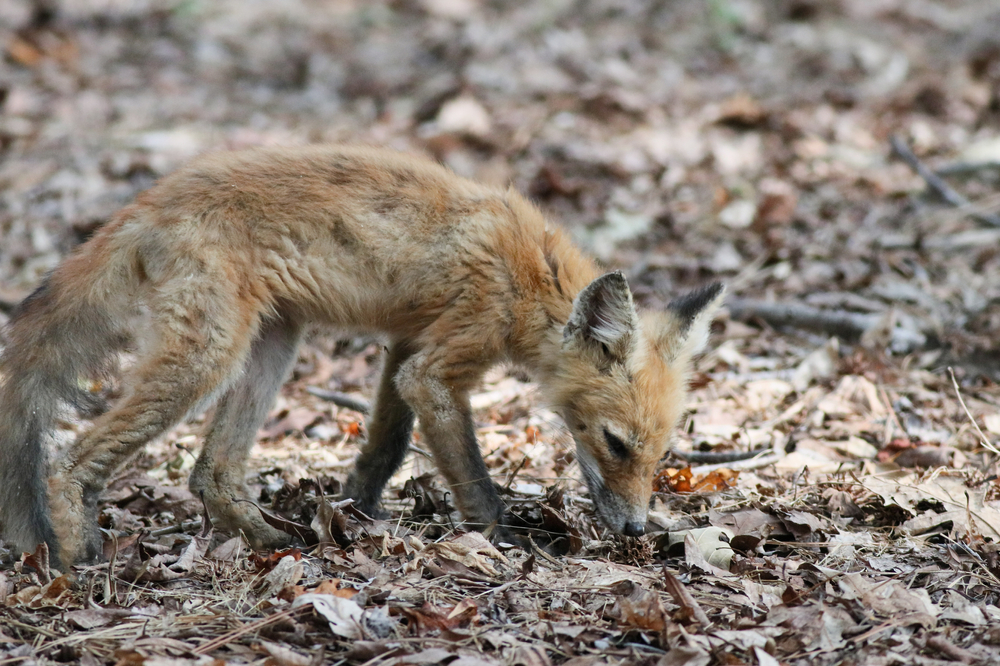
[564,271,638,360]
[665,282,725,363]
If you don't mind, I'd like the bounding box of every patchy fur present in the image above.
[0,145,723,566]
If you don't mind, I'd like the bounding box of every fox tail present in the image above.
[0,230,135,563]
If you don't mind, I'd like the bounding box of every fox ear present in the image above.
[565,271,638,360]
[664,282,725,363]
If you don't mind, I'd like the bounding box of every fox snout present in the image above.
[576,445,649,537]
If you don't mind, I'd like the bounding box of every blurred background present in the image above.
[1,1,998,354]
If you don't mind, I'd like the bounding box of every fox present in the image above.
[0,144,724,568]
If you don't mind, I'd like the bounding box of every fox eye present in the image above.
[603,428,629,459]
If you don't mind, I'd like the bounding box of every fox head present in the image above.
[552,272,724,537]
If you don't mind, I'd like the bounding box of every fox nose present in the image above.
[623,521,645,537]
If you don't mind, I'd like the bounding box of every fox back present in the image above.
[0,144,723,566]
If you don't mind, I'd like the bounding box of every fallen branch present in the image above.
[728,298,875,340]
[890,135,1000,228]
[727,298,930,353]
[935,160,1000,176]
[690,453,783,475]
[670,447,771,464]
[306,387,371,414]
[948,367,1000,456]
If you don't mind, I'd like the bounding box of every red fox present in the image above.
[0,145,723,567]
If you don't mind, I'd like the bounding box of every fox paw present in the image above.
[201,488,291,549]
[48,473,103,567]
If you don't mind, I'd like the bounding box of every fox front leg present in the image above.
[393,352,509,538]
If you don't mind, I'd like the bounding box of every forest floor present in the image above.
[1,1,1000,665]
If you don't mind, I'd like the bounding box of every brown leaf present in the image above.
[310,497,353,546]
[172,533,211,573]
[250,502,317,545]
[259,555,304,598]
[313,579,357,599]
[260,407,325,438]
[251,548,302,573]
[716,93,767,128]
[6,37,43,67]
[616,583,669,633]
[209,536,246,561]
[400,600,479,635]
[122,552,183,583]
[401,473,449,517]
[258,640,311,666]
[653,466,693,493]
[662,568,711,628]
[22,542,51,583]
[690,468,740,492]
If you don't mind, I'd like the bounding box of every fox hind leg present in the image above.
[49,293,258,566]
[343,343,416,518]
[189,315,302,549]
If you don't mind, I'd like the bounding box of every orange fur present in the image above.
[0,145,723,566]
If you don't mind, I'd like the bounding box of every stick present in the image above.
[306,387,371,414]
[727,298,875,340]
[670,447,770,464]
[935,160,1000,176]
[948,367,1000,456]
[890,135,1000,228]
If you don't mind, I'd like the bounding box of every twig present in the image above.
[670,447,771,464]
[502,455,530,492]
[935,160,1000,176]
[924,635,979,664]
[948,367,1000,456]
[306,387,371,414]
[194,606,307,655]
[890,135,1000,228]
[690,452,782,475]
[148,519,202,538]
[728,298,875,340]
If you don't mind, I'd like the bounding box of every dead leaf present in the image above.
[251,548,302,573]
[258,640,312,666]
[409,532,508,577]
[859,471,1000,540]
[172,533,211,572]
[292,593,364,639]
[662,568,711,628]
[209,536,246,561]
[22,542,51,583]
[260,407,324,438]
[311,497,353,546]
[259,555,304,598]
[400,601,479,635]
[313,579,356,599]
[667,527,735,571]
